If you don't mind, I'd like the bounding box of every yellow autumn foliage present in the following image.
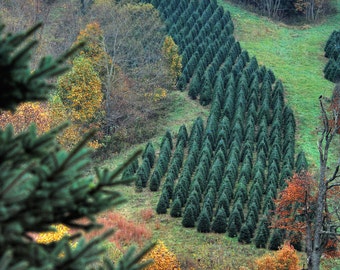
[162,36,182,83]
[144,88,167,102]
[50,56,103,149]
[74,21,110,74]
[58,57,103,123]
[49,94,102,150]
[141,240,181,270]
[36,224,70,244]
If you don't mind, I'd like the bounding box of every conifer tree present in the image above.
[149,168,161,191]
[211,208,227,233]
[143,142,156,168]
[238,224,251,244]
[156,193,168,214]
[228,208,242,232]
[121,158,139,181]
[170,197,182,218]
[182,204,196,228]
[217,192,230,217]
[0,23,151,270]
[228,221,238,238]
[268,229,284,251]
[254,218,270,248]
[197,207,211,233]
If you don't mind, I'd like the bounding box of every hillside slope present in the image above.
[102,1,339,269]
[219,0,340,166]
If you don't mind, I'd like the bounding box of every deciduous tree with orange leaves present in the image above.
[255,242,300,270]
[272,171,317,234]
[273,95,340,270]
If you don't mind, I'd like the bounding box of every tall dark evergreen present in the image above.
[0,24,151,270]
[199,76,213,106]
[268,229,284,251]
[197,207,211,233]
[121,158,138,182]
[182,204,196,228]
[142,142,156,168]
[211,208,227,233]
[228,221,238,238]
[254,218,270,248]
[149,167,162,191]
[170,197,182,217]
[295,151,309,173]
[238,224,251,244]
[188,73,201,100]
[156,192,168,214]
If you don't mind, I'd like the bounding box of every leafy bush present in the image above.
[141,240,181,270]
[255,242,300,270]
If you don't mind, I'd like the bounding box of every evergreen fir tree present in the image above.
[217,192,230,217]
[121,158,138,182]
[268,229,284,251]
[0,23,152,270]
[254,218,270,248]
[156,193,168,214]
[228,221,238,238]
[289,231,303,252]
[238,224,251,244]
[149,168,161,191]
[197,207,211,233]
[229,208,242,232]
[295,150,309,173]
[199,76,213,106]
[211,208,227,233]
[135,176,143,193]
[182,204,196,228]
[170,197,182,218]
[142,142,156,168]
[188,73,200,100]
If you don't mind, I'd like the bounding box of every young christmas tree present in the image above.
[0,23,152,270]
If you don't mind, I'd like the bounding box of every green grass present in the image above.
[218,0,339,168]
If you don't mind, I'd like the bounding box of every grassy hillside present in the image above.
[218,0,340,169]
[98,2,340,269]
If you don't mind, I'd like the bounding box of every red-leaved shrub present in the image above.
[73,211,152,250]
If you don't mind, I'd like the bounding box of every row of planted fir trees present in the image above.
[129,0,308,250]
[324,29,340,84]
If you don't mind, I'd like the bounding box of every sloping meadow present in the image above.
[130,0,308,250]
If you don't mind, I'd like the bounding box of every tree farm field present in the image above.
[219,0,340,169]
[97,2,340,269]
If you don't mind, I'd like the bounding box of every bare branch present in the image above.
[326,164,340,186]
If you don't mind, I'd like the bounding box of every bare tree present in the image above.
[262,0,281,18]
[306,92,340,270]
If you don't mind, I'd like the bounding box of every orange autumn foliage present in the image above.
[272,171,317,233]
[141,240,181,270]
[0,102,50,134]
[256,242,300,270]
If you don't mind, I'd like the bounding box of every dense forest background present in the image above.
[0,0,337,155]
